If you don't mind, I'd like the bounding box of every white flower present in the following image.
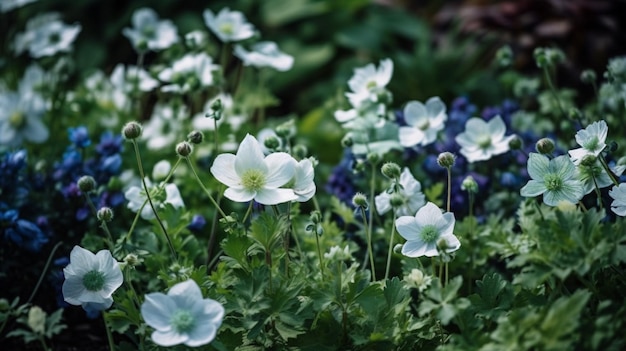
[191,94,246,133]
[455,115,514,162]
[292,158,316,202]
[125,179,185,220]
[403,268,432,292]
[152,160,172,181]
[110,64,159,93]
[210,134,297,205]
[158,52,220,93]
[520,153,584,206]
[345,58,393,109]
[203,7,256,43]
[398,97,447,148]
[609,183,626,216]
[142,103,187,150]
[568,120,608,165]
[324,245,352,261]
[233,41,294,71]
[14,12,81,58]
[1,0,38,13]
[395,202,460,258]
[62,246,123,311]
[123,7,179,52]
[375,167,425,217]
[141,280,224,347]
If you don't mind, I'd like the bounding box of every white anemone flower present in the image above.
[141,279,224,347]
[142,103,187,150]
[158,52,220,93]
[345,58,393,109]
[398,97,447,148]
[203,7,256,43]
[62,246,123,311]
[210,134,297,205]
[395,202,460,258]
[568,120,608,165]
[125,178,185,220]
[110,64,159,93]
[375,167,425,217]
[233,41,294,71]
[609,183,626,216]
[292,158,316,202]
[455,115,514,163]
[520,153,584,206]
[14,12,81,58]
[123,7,179,52]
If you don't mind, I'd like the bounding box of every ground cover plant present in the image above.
[1,1,626,350]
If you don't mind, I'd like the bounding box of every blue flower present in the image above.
[1,205,48,252]
[187,214,207,232]
[68,126,91,148]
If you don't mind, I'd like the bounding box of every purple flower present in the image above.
[187,214,207,232]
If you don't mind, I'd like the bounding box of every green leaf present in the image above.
[248,212,289,252]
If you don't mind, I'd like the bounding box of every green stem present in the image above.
[243,201,254,223]
[599,153,620,186]
[82,192,114,250]
[103,312,116,351]
[27,242,63,304]
[542,67,568,121]
[446,167,452,213]
[384,214,397,280]
[360,206,376,281]
[184,157,227,218]
[315,230,325,279]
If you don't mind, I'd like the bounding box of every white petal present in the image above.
[415,202,443,227]
[235,134,267,175]
[395,216,420,241]
[254,188,297,205]
[520,180,546,197]
[151,329,188,347]
[375,192,391,215]
[398,127,424,147]
[401,240,428,258]
[224,187,255,203]
[527,153,550,180]
[211,154,240,187]
[264,152,296,188]
[141,293,177,330]
[487,115,506,139]
[403,101,427,127]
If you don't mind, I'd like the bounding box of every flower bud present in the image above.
[580,154,597,167]
[381,162,401,180]
[97,207,114,222]
[309,210,322,224]
[389,193,405,208]
[495,45,513,67]
[292,144,308,159]
[276,120,295,139]
[176,141,193,157]
[535,138,555,155]
[366,152,380,165]
[437,237,450,251]
[122,121,142,140]
[580,69,596,84]
[264,136,280,150]
[123,253,142,268]
[341,134,354,148]
[77,175,96,193]
[461,175,478,193]
[187,130,204,144]
[508,135,523,150]
[352,192,369,210]
[437,152,456,169]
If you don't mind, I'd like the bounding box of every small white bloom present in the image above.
[123,7,179,52]
[142,103,187,150]
[152,160,172,181]
[324,245,352,261]
[375,167,425,217]
[110,64,159,93]
[520,153,584,206]
[125,179,185,220]
[292,158,316,202]
[398,97,447,148]
[403,268,432,292]
[234,41,294,71]
[609,183,626,216]
[14,12,81,58]
[395,202,460,258]
[141,280,224,347]
[345,58,393,109]
[455,115,514,162]
[568,120,608,165]
[210,134,297,205]
[62,246,123,311]
[203,7,256,43]
[158,52,220,93]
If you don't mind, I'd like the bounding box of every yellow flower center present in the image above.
[241,169,266,192]
[9,111,25,128]
[220,23,234,35]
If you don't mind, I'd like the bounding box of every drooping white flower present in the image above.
[398,97,447,148]
[568,120,608,165]
[210,134,297,205]
[141,279,224,347]
[62,246,123,312]
[455,115,514,162]
[158,52,220,93]
[292,158,316,202]
[203,7,256,43]
[14,12,81,58]
[395,202,460,258]
[345,58,393,109]
[520,153,584,206]
[123,7,179,52]
[125,178,185,220]
[110,64,159,93]
[609,183,626,216]
[233,41,294,71]
[375,167,425,217]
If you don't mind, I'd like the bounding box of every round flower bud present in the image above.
[580,69,596,84]
[77,175,96,193]
[292,144,308,159]
[461,175,478,193]
[580,154,597,167]
[352,192,369,210]
[366,152,380,165]
[97,207,114,222]
[495,45,513,67]
[123,253,142,268]
[437,152,456,169]
[437,237,451,251]
[393,243,404,254]
[341,134,354,148]
[264,136,280,150]
[122,121,142,140]
[381,162,401,180]
[187,130,204,144]
[309,210,322,224]
[389,193,405,208]
[607,141,618,153]
[535,138,555,155]
[275,120,295,139]
[176,141,193,157]
[508,135,523,150]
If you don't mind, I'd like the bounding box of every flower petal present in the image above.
[402,240,428,258]
[211,154,240,187]
[395,216,419,241]
[403,101,427,127]
[235,134,267,175]
[141,293,177,331]
[398,126,424,147]
[223,187,255,203]
[520,180,546,197]
[264,152,296,188]
[151,329,188,347]
[527,153,550,180]
[254,188,297,205]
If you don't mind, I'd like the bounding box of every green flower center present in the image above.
[219,23,234,35]
[171,310,195,333]
[477,135,492,149]
[241,169,266,192]
[9,111,25,128]
[582,136,599,151]
[49,32,61,44]
[366,80,377,89]
[142,25,156,38]
[82,270,106,291]
[544,173,563,191]
[420,224,439,244]
[417,119,430,131]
